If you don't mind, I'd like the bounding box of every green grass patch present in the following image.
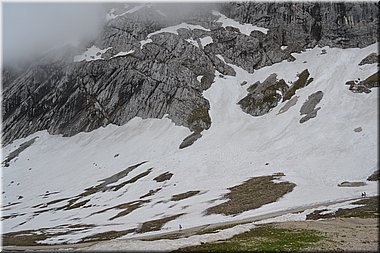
[176,225,323,252]
[206,173,295,216]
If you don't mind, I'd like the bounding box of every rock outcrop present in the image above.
[2,2,378,144]
[238,73,288,116]
[345,72,379,93]
[359,53,378,66]
[299,91,323,123]
[221,2,378,49]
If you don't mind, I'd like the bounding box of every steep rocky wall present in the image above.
[2,2,378,144]
[221,2,378,49]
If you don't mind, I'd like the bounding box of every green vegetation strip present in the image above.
[176,225,323,252]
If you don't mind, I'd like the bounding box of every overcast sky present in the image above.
[2,2,218,65]
[2,2,106,64]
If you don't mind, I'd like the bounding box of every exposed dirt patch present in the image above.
[26,162,148,218]
[367,170,379,181]
[2,213,26,221]
[346,72,378,93]
[171,191,201,201]
[89,200,150,220]
[2,224,95,246]
[283,69,313,101]
[2,230,52,246]
[306,196,378,220]
[110,200,150,220]
[140,188,162,199]
[362,72,379,88]
[153,172,173,182]
[137,214,185,233]
[358,52,378,65]
[206,173,295,216]
[110,168,153,191]
[81,229,136,243]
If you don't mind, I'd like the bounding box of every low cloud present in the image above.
[2,2,218,65]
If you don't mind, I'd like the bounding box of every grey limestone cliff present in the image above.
[2,2,378,144]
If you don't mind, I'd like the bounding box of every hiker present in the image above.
[179,224,182,231]
[361,192,367,198]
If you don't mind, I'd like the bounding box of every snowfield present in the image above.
[2,42,378,247]
[212,10,269,35]
[140,22,210,49]
[73,45,112,62]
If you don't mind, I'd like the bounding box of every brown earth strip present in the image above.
[206,173,295,216]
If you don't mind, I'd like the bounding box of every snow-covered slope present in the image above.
[2,43,378,244]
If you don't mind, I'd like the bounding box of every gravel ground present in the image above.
[274,217,379,252]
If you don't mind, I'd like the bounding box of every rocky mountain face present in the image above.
[2,2,378,145]
[222,2,378,49]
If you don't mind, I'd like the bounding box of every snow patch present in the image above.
[111,50,135,58]
[73,46,112,62]
[200,36,213,47]
[185,39,199,48]
[3,43,378,245]
[212,10,268,35]
[139,23,210,49]
[140,39,153,49]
